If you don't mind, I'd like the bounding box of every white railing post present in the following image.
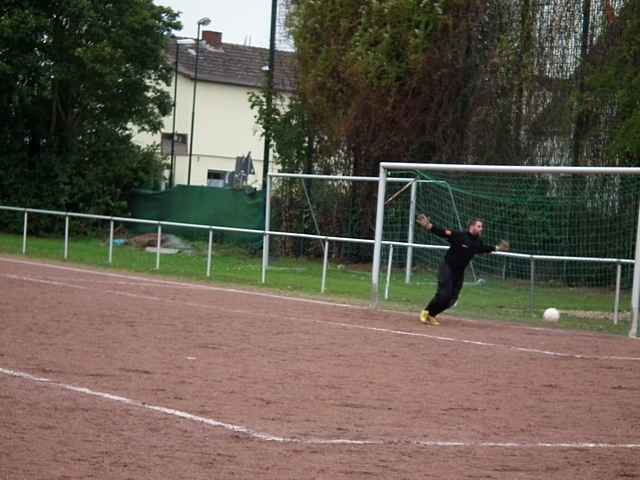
[261,175,272,284]
[206,228,213,278]
[385,244,394,300]
[64,215,69,260]
[108,220,114,264]
[614,262,621,325]
[631,201,640,337]
[22,210,28,255]
[405,181,417,284]
[371,166,388,307]
[321,240,329,293]
[529,257,535,315]
[155,223,162,270]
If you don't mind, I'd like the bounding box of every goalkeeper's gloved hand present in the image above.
[417,214,432,230]
[496,240,510,252]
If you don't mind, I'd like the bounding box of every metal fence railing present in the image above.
[0,203,634,324]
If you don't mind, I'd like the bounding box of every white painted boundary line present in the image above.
[0,257,364,309]
[310,319,640,362]
[3,271,640,362]
[37,276,580,336]
[0,256,606,336]
[2,367,639,449]
[0,367,299,444]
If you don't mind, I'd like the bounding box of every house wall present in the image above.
[133,73,275,189]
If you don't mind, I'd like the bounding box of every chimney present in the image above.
[202,31,222,48]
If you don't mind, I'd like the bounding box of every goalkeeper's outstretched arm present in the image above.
[417,214,454,239]
[418,213,510,252]
[479,239,510,254]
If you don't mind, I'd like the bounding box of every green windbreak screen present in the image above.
[128,186,264,245]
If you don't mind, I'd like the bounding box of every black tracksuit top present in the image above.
[430,224,495,271]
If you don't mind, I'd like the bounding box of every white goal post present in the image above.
[371,163,640,338]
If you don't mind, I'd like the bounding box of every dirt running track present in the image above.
[1,256,640,479]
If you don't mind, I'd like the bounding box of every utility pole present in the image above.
[188,17,211,186]
[261,0,278,191]
[169,41,180,188]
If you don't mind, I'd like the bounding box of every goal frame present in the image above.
[371,163,640,338]
[265,172,476,285]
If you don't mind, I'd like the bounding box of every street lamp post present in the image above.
[169,41,180,188]
[261,0,278,192]
[169,38,195,188]
[187,17,211,186]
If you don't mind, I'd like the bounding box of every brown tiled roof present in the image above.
[168,38,296,93]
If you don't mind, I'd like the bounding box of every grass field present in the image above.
[0,232,631,335]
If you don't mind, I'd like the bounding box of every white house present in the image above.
[133,31,295,189]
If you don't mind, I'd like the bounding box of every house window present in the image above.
[161,133,188,155]
[207,170,227,188]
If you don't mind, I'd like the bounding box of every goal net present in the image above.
[373,164,640,337]
[268,173,414,261]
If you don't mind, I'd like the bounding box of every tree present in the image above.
[249,91,320,255]
[259,0,639,261]
[286,0,496,256]
[579,0,640,166]
[0,0,180,230]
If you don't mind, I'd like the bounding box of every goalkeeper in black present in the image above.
[416,214,510,326]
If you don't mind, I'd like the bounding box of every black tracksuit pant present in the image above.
[426,262,465,317]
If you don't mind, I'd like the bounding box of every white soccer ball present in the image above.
[543,308,560,322]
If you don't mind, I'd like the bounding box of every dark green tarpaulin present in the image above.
[128,186,264,245]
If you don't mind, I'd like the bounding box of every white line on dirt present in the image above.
[2,271,640,362]
[0,257,363,308]
[0,256,581,335]
[2,367,639,449]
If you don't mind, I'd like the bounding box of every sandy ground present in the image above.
[1,256,639,479]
